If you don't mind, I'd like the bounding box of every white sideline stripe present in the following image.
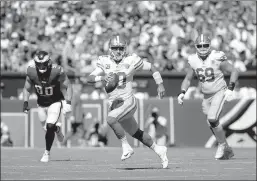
[169,97,175,145]
[103,99,108,124]
[139,99,144,147]
[30,108,37,148]
[1,112,28,148]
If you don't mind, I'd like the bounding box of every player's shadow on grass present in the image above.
[116,167,169,170]
[51,159,89,162]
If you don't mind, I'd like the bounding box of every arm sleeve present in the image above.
[89,67,104,76]
[131,54,143,71]
[141,61,152,71]
[96,57,104,70]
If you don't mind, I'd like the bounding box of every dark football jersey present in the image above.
[26,62,65,107]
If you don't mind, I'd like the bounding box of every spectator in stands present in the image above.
[0,1,256,73]
[1,121,13,147]
[85,119,108,147]
[144,107,168,146]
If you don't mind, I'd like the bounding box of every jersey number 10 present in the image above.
[196,68,215,82]
[117,72,126,89]
[35,85,53,96]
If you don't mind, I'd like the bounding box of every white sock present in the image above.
[150,142,158,153]
[120,136,130,148]
[44,150,50,155]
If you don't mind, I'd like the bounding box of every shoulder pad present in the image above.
[126,53,141,61]
[187,54,196,63]
[213,50,227,61]
[99,55,109,60]
[27,60,35,68]
[52,64,64,74]
[26,61,35,75]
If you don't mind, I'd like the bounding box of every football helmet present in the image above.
[195,34,211,57]
[109,35,127,62]
[34,51,51,73]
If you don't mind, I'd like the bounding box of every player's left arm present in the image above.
[22,75,33,113]
[140,60,165,99]
[59,68,73,104]
[220,59,239,92]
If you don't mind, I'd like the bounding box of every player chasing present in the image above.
[87,34,169,168]
[22,51,73,162]
[178,33,239,160]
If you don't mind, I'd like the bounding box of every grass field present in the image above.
[1,147,256,180]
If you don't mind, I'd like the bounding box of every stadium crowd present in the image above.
[1,1,256,74]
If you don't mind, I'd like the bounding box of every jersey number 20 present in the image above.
[196,68,215,82]
[35,85,53,96]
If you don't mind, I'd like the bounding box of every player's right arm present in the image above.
[126,54,165,98]
[87,67,106,84]
[178,64,194,105]
[87,57,112,84]
[23,75,33,112]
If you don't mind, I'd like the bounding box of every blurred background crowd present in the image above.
[1,1,256,74]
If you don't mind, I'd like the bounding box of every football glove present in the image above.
[23,101,30,113]
[178,93,185,105]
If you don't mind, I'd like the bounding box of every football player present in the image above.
[178,34,239,160]
[23,51,73,162]
[87,34,168,169]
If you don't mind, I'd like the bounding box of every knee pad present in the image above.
[208,119,220,128]
[46,123,57,132]
[132,129,144,142]
[107,117,117,126]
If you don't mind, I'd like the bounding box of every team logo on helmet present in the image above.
[195,34,211,57]
[34,51,51,73]
[109,35,127,62]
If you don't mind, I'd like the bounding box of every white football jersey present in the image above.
[188,50,227,94]
[96,53,144,102]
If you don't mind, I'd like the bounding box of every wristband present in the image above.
[153,72,163,85]
[181,90,186,94]
[95,76,103,82]
[228,82,235,91]
[24,101,28,107]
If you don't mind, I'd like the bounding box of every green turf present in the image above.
[1,147,256,180]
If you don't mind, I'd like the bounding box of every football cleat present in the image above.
[215,143,234,160]
[156,146,169,169]
[109,34,127,62]
[121,148,134,161]
[40,151,50,162]
[34,51,51,73]
[195,33,211,57]
[55,122,64,143]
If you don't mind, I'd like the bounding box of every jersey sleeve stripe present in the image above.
[134,59,143,68]
[134,61,143,70]
[97,63,104,70]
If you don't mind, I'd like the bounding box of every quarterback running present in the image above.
[87,34,169,168]
[23,50,73,162]
[178,33,239,160]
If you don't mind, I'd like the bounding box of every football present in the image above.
[104,73,119,93]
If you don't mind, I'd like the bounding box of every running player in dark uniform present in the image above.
[23,50,73,162]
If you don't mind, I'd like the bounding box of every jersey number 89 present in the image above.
[196,68,215,82]
[35,85,53,96]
